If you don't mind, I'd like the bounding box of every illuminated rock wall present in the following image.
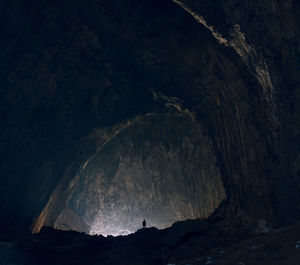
[55,114,225,235]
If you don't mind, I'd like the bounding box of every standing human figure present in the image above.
[142,219,146,228]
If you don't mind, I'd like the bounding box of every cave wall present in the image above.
[0,0,299,236]
[174,0,300,221]
[33,113,226,236]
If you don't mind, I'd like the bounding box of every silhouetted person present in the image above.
[142,219,146,228]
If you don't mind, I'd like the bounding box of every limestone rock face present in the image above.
[173,0,300,222]
[38,114,225,235]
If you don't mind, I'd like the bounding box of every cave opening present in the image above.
[33,113,226,236]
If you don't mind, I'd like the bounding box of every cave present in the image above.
[0,0,300,264]
[32,113,226,236]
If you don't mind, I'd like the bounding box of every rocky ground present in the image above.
[1,215,300,265]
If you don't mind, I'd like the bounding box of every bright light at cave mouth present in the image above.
[89,225,134,237]
[87,212,173,237]
[88,215,163,237]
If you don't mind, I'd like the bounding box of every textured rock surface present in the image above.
[174,0,300,222]
[35,113,225,235]
[0,0,299,238]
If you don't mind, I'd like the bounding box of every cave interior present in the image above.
[0,0,300,264]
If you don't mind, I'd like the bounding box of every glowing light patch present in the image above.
[88,212,166,237]
[89,225,134,237]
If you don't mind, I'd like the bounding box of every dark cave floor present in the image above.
[2,216,300,265]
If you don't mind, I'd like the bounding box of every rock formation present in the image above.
[0,0,299,239]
